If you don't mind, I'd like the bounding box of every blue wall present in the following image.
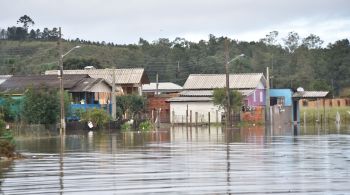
[269,89,293,106]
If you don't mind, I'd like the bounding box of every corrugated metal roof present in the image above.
[0,75,89,93]
[0,75,12,85]
[180,90,213,97]
[293,91,329,98]
[142,82,183,92]
[69,78,111,92]
[167,96,212,102]
[183,73,265,90]
[45,68,149,84]
[179,89,254,97]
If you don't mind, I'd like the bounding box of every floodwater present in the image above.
[1,124,350,194]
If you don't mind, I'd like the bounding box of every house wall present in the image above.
[299,98,350,108]
[269,89,294,124]
[269,89,293,106]
[246,89,266,106]
[147,96,171,123]
[170,101,224,124]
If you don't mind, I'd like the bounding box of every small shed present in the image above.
[268,89,328,129]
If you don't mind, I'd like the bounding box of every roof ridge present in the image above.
[189,73,263,76]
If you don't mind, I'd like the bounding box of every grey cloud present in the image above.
[0,0,349,44]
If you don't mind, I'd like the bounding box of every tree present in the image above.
[63,58,102,70]
[302,34,324,49]
[260,31,279,45]
[0,28,7,39]
[213,88,243,113]
[22,88,60,124]
[29,29,36,40]
[17,15,35,30]
[283,31,300,53]
[6,26,26,40]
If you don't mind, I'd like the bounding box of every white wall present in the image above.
[170,101,224,124]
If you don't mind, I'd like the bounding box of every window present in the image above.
[253,91,256,102]
[260,91,263,103]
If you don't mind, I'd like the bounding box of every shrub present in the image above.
[79,108,110,128]
[138,120,154,131]
[121,123,131,132]
[0,118,15,158]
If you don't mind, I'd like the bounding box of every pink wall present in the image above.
[245,89,265,106]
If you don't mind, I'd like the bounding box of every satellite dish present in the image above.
[297,87,304,92]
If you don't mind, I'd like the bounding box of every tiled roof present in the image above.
[183,73,265,89]
[293,91,329,98]
[45,68,149,85]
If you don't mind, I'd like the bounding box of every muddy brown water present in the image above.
[1,124,350,194]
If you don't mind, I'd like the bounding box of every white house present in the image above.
[167,73,266,124]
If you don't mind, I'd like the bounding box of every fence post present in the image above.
[190,110,192,126]
[172,110,175,125]
[186,105,188,127]
[208,112,211,126]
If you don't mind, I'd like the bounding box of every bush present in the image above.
[0,118,15,158]
[79,108,110,128]
[121,123,131,132]
[138,120,154,131]
[22,88,59,124]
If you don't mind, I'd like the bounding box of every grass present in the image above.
[300,106,350,124]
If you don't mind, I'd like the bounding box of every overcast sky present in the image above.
[1,0,349,45]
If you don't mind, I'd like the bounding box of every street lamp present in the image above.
[62,46,81,58]
[58,27,81,134]
[225,53,244,127]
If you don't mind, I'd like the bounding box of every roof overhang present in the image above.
[293,91,329,99]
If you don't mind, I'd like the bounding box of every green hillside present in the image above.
[1,36,350,97]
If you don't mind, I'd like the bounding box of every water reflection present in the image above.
[1,125,350,194]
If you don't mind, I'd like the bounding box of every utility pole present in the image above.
[58,27,65,135]
[224,39,231,127]
[265,67,270,125]
[111,67,116,120]
[156,72,159,97]
[156,72,160,128]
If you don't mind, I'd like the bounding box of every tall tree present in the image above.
[283,31,300,53]
[260,31,279,45]
[17,15,35,30]
[302,34,324,49]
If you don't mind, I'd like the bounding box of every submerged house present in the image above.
[0,74,112,118]
[168,73,266,124]
[142,82,183,123]
[268,89,329,129]
[45,68,150,95]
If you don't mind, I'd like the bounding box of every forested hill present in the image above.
[0,35,350,96]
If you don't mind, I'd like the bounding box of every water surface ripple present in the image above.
[1,126,350,194]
